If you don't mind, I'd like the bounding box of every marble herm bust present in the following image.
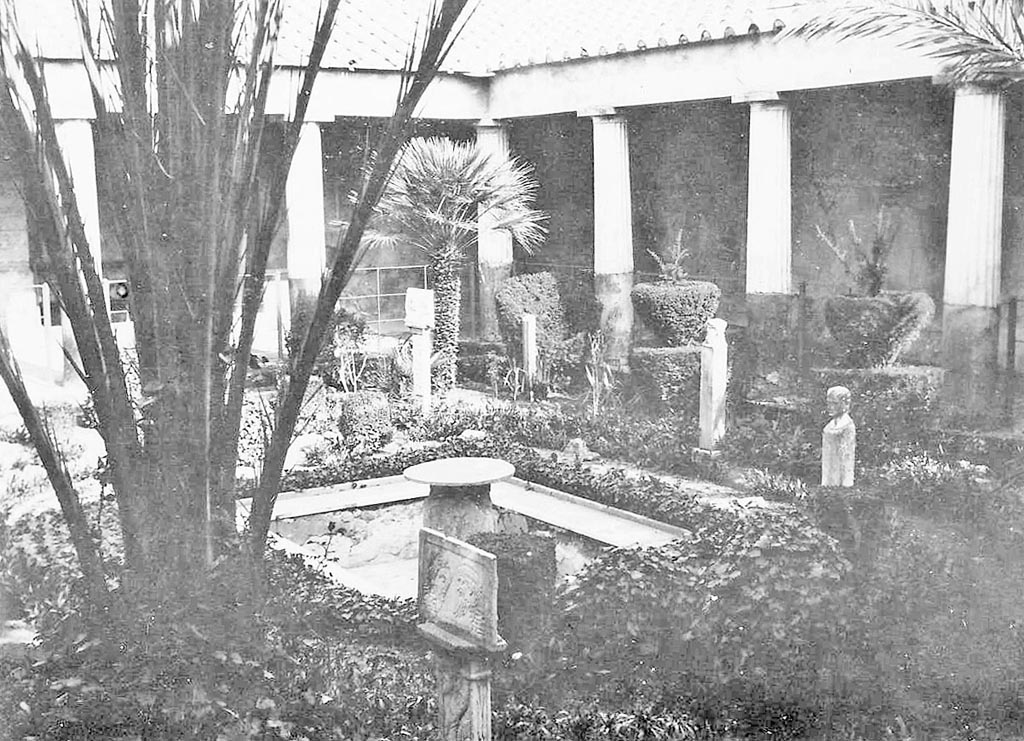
[822,385,855,487]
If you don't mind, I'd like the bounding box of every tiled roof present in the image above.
[21,0,802,74]
[278,0,802,73]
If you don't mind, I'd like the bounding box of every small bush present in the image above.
[629,346,701,412]
[721,412,819,479]
[746,468,809,502]
[630,280,720,347]
[335,390,393,453]
[824,291,935,368]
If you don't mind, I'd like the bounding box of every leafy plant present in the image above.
[585,332,618,418]
[631,280,720,347]
[647,228,691,284]
[824,291,935,368]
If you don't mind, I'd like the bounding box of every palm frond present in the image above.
[789,0,1024,83]
[378,136,548,264]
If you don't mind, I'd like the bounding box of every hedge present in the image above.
[629,346,702,413]
[824,291,935,368]
[630,280,720,347]
[495,272,567,357]
[335,390,393,453]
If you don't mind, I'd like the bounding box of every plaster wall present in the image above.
[508,114,594,273]
[790,81,952,302]
[629,99,748,300]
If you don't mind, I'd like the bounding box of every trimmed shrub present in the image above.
[495,272,567,356]
[335,390,393,453]
[495,272,593,391]
[813,365,944,465]
[630,280,720,347]
[629,346,702,412]
[824,291,935,368]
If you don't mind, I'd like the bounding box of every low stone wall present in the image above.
[271,500,603,579]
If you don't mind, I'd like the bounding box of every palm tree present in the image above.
[789,1,1024,84]
[377,136,546,390]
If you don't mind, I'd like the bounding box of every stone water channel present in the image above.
[236,474,689,599]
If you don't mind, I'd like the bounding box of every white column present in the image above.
[588,111,634,362]
[944,85,1005,308]
[285,121,327,312]
[54,119,102,270]
[475,119,513,339]
[744,99,792,294]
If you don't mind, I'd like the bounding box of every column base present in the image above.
[595,272,634,365]
[738,293,799,397]
[288,277,321,351]
[477,263,512,342]
[941,304,999,423]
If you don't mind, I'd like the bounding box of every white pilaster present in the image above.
[588,111,634,361]
[744,99,792,294]
[475,119,513,339]
[944,85,1005,308]
[591,114,634,276]
[475,120,514,269]
[285,122,327,289]
[54,119,102,270]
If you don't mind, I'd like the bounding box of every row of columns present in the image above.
[11,85,1010,376]
[466,84,1007,367]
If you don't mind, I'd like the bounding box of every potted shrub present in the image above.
[629,239,721,410]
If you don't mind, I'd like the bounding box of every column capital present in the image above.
[474,117,507,130]
[931,76,1005,96]
[731,90,782,105]
[577,105,621,119]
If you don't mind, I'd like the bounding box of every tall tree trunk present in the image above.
[431,261,462,391]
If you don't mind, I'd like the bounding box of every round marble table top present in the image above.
[403,456,515,487]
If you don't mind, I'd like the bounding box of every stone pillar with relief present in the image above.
[582,108,634,364]
[942,84,1005,418]
[475,119,514,340]
[417,528,506,741]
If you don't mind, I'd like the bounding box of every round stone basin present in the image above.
[403,457,515,487]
